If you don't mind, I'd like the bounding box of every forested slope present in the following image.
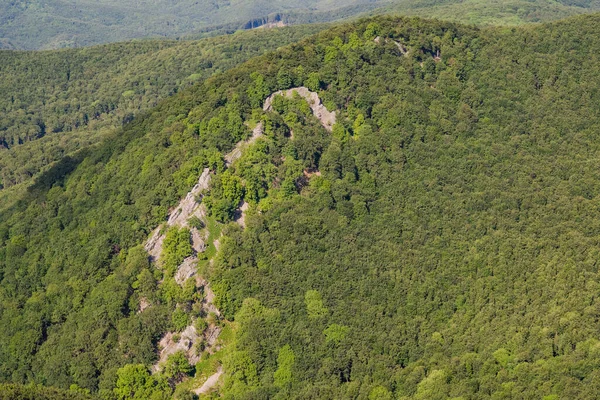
[0,25,325,190]
[2,12,600,399]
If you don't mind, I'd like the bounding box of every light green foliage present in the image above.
[305,72,322,92]
[223,350,259,395]
[114,364,171,400]
[415,370,449,400]
[194,317,208,334]
[273,344,295,387]
[363,22,381,40]
[162,227,193,276]
[221,298,281,395]
[122,245,151,281]
[325,45,340,63]
[543,395,559,400]
[369,386,392,400]
[171,308,190,332]
[132,268,158,301]
[305,290,328,319]
[234,140,278,204]
[205,171,245,222]
[173,388,197,400]
[352,113,365,133]
[323,324,349,344]
[493,348,513,368]
[347,32,361,50]
[220,172,244,204]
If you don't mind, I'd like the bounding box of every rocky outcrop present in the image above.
[153,325,201,372]
[234,201,249,228]
[264,87,336,131]
[146,89,336,394]
[148,121,265,378]
[225,122,264,166]
[144,168,211,262]
[374,36,409,55]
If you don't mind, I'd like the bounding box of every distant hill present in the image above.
[0,0,385,50]
[1,0,598,49]
[378,0,595,25]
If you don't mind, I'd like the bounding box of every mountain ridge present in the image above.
[2,0,598,49]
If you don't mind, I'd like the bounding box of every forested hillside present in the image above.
[379,0,595,25]
[1,0,597,49]
[0,25,325,190]
[3,12,600,400]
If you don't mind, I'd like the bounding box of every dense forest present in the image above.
[3,11,600,400]
[0,25,325,190]
[1,0,598,49]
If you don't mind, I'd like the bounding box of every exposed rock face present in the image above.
[145,123,264,268]
[225,122,264,166]
[234,201,249,228]
[153,325,201,372]
[138,297,151,313]
[145,90,336,393]
[147,121,265,377]
[144,168,211,262]
[191,228,207,253]
[374,36,409,55]
[174,256,198,285]
[263,87,336,131]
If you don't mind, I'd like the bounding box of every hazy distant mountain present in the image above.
[0,0,379,49]
[1,0,597,49]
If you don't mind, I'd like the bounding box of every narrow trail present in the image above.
[194,367,223,395]
[143,88,333,395]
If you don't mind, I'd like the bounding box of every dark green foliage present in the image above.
[0,0,371,50]
[206,14,600,399]
[187,216,205,230]
[380,0,594,26]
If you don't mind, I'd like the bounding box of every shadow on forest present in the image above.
[28,152,89,194]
